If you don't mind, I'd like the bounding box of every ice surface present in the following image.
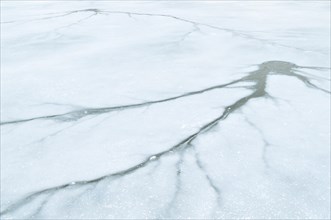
[1,1,330,219]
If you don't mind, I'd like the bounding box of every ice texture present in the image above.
[1,1,330,219]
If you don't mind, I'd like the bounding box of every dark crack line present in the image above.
[2,9,326,55]
[63,183,99,217]
[97,10,327,54]
[25,114,99,147]
[163,152,185,217]
[1,9,100,46]
[296,70,331,82]
[51,12,98,37]
[28,191,57,219]
[2,63,329,126]
[243,116,271,169]
[146,159,161,177]
[289,72,330,94]
[193,147,222,211]
[175,24,200,45]
[1,61,330,217]
[0,80,242,126]
[0,9,101,24]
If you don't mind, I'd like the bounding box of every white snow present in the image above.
[1,1,330,219]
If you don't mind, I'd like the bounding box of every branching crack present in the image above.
[1,61,330,217]
[175,24,200,45]
[243,116,272,169]
[163,152,185,217]
[0,80,243,125]
[1,62,329,126]
[193,147,222,210]
[1,8,326,54]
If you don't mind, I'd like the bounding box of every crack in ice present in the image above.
[1,62,329,126]
[243,116,272,169]
[162,151,185,217]
[193,147,222,212]
[2,61,330,217]
[1,9,326,54]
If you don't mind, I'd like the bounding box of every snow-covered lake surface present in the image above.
[1,1,330,219]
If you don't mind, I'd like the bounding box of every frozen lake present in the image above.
[1,1,330,219]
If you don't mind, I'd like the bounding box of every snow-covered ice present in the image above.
[1,1,330,219]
